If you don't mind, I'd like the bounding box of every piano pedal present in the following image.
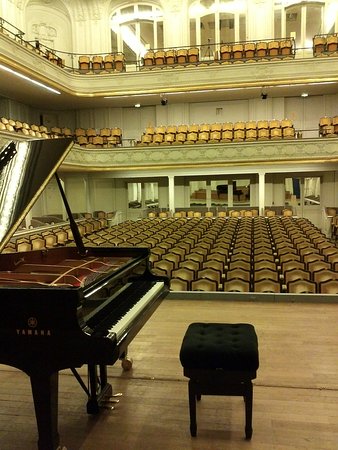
[121,356,133,371]
[103,405,115,410]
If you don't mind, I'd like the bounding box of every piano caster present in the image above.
[121,357,133,371]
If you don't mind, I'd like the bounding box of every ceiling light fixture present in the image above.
[134,103,141,108]
[0,64,61,94]
[301,92,309,97]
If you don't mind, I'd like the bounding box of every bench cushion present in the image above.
[179,322,259,371]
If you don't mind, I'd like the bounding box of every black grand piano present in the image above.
[0,137,169,449]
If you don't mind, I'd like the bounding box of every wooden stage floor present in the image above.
[1,298,338,450]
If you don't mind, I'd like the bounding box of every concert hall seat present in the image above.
[114,53,125,71]
[103,54,114,70]
[327,35,338,52]
[313,36,326,55]
[170,277,190,291]
[268,40,280,56]
[154,50,165,65]
[188,47,199,63]
[224,278,251,292]
[177,48,188,64]
[280,39,293,56]
[256,41,268,57]
[92,55,103,72]
[165,49,176,65]
[191,278,218,291]
[244,42,256,58]
[254,278,281,293]
[232,43,244,59]
[287,279,316,293]
[143,51,155,66]
[79,55,90,72]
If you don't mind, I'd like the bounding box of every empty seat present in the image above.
[79,56,90,71]
[220,44,232,60]
[92,55,103,71]
[287,279,316,293]
[177,49,188,64]
[143,51,155,66]
[191,278,218,291]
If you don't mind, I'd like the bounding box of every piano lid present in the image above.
[0,137,74,253]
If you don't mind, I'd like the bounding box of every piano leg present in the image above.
[86,364,112,414]
[30,371,60,450]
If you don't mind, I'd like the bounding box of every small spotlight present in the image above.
[301,92,308,98]
[161,97,168,106]
[261,92,268,100]
[135,103,141,108]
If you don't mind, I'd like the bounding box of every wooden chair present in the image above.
[92,55,103,71]
[327,35,338,52]
[253,279,281,293]
[232,43,244,59]
[313,36,326,55]
[283,269,310,285]
[220,44,231,60]
[319,279,338,294]
[191,278,218,291]
[244,42,256,58]
[287,279,316,294]
[177,49,188,64]
[254,268,279,282]
[114,53,125,72]
[170,277,190,291]
[179,259,200,273]
[256,41,268,57]
[79,55,90,71]
[153,260,174,277]
[280,39,293,56]
[143,51,155,66]
[103,54,114,70]
[197,268,222,286]
[188,47,199,63]
[226,268,251,282]
[267,41,280,56]
[224,279,251,292]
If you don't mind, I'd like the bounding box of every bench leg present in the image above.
[244,381,253,439]
[188,380,197,437]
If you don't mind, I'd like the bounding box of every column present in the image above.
[168,176,175,214]
[258,172,265,216]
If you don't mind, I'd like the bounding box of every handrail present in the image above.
[0,15,332,75]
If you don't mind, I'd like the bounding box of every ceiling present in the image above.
[1,63,338,111]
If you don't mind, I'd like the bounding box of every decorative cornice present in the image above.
[61,138,338,172]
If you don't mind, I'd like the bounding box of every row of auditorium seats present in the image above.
[136,120,295,146]
[313,34,338,57]
[74,127,122,147]
[4,215,337,294]
[319,116,338,138]
[140,39,295,70]
[148,209,292,219]
[2,211,115,253]
[78,54,126,73]
[0,117,123,147]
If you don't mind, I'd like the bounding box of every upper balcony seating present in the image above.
[313,33,338,57]
[319,116,338,137]
[136,119,295,146]
[78,53,126,73]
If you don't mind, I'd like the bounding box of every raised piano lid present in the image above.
[0,137,74,253]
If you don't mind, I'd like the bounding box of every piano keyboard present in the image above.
[108,281,165,342]
[87,279,164,342]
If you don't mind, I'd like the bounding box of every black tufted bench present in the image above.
[179,322,259,439]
